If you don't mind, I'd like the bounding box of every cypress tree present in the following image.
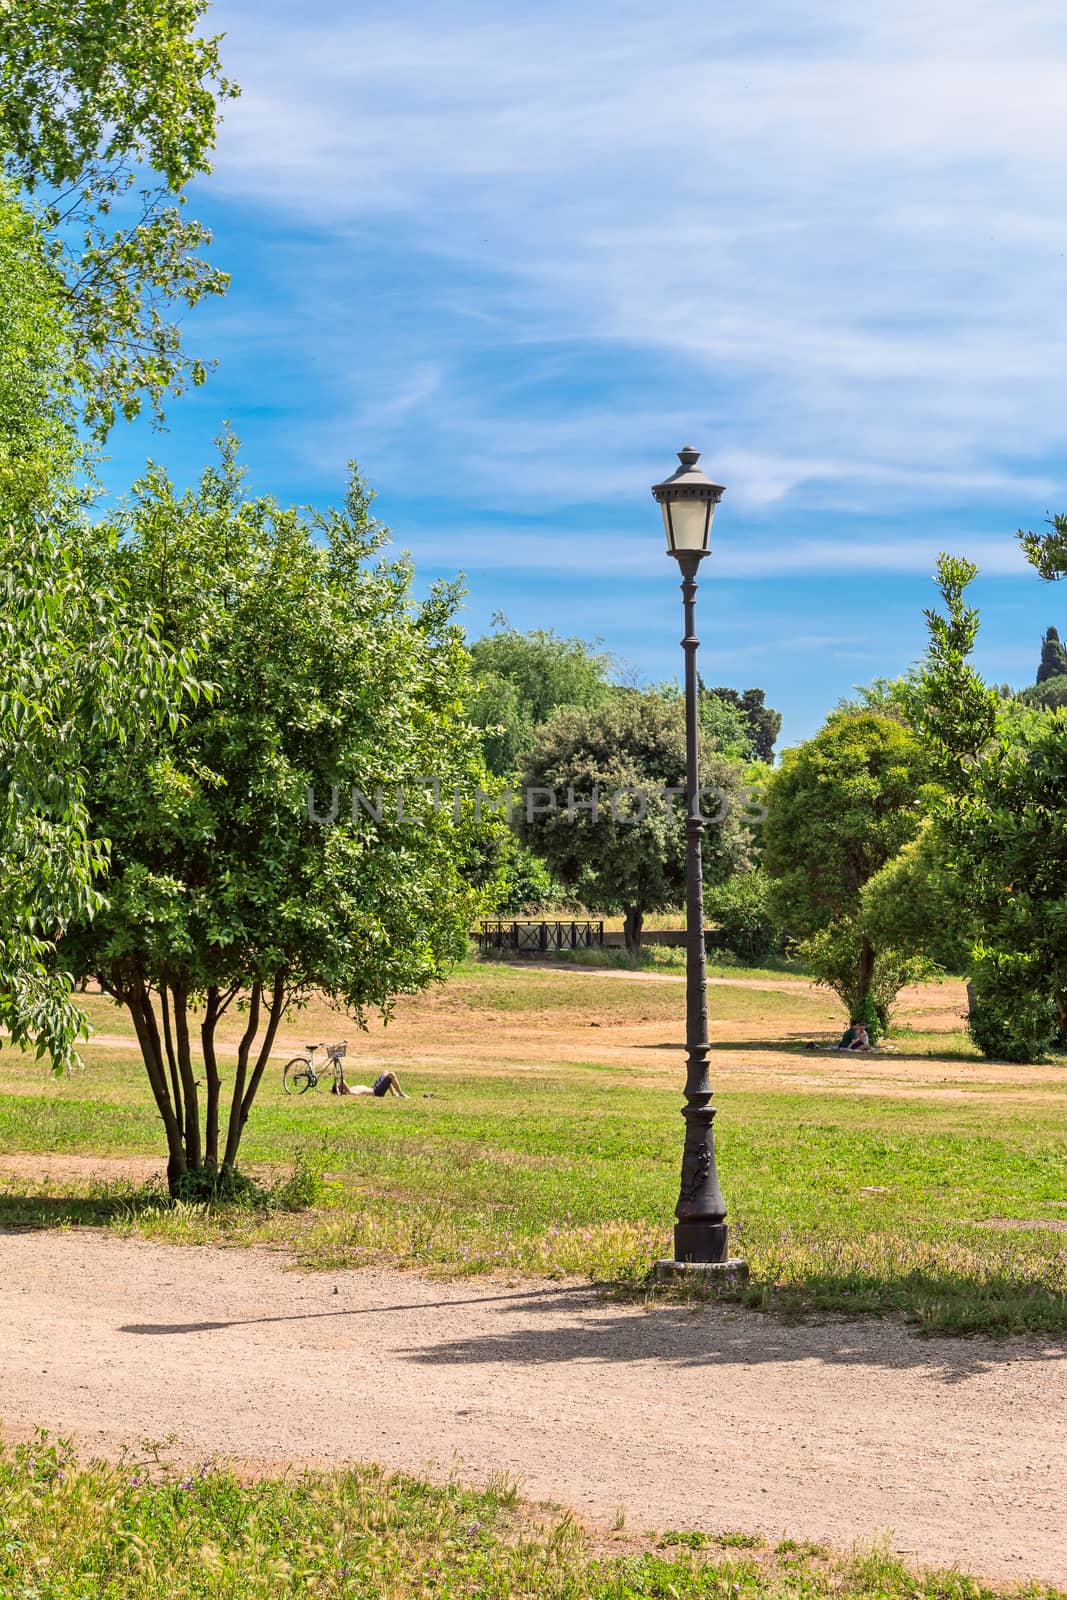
[1036,626,1067,684]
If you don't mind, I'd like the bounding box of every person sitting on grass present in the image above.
[806,1019,874,1052]
[332,1071,408,1099]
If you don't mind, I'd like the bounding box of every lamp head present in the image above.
[651,446,725,558]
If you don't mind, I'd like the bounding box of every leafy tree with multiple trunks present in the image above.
[761,710,929,1035]
[3,9,498,1135]
[59,437,496,1190]
[0,0,237,434]
[0,183,188,1068]
[519,690,754,954]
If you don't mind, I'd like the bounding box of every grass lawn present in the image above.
[3,1434,1062,1600]
[2,961,1067,1336]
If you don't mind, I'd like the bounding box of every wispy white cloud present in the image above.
[307,396,1062,515]
[400,526,1033,580]
[207,0,1067,521]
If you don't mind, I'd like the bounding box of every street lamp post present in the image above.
[651,447,747,1280]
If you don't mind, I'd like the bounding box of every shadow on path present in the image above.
[395,1297,1067,1385]
[118,1283,602,1337]
[113,1270,1067,1386]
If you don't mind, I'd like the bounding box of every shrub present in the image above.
[966,950,1059,1063]
[163,1148,330,1211]
[170,1165,265,1207]
[705,870,781,963]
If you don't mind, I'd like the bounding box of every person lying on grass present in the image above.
[332,1071,408,1099]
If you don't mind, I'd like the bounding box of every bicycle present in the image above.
[282,1040,348,1095]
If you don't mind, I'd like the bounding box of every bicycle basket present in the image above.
[327,1042,347,1060]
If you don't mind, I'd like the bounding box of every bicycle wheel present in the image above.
[283,1058,315,1095]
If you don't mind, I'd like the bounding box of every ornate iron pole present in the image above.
[672,549,728,1263]
[651,446,744,1278]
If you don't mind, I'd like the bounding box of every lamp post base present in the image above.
[673,1219,728,1263]
[653,1258,749,1287]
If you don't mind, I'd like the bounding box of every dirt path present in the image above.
[515,963,815,992]
[2,1232,1064,1584]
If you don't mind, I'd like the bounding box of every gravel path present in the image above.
[2,1231,1065,1583]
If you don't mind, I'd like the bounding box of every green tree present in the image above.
[60,439,492,1187]
[835,675,918,722]
[486,831,566,916]
[519,691,753,953]
[1,526,186,1069]
[1019,625,1067,712]
[762,711,929,1032]
[704,868,782,963]
[0,181,74,481]
[706,685,782,763]
[469,618,616,778]
[858,825,974,975]
[654,679,748,759]
[0,0,237,433]
[696,683,751,759]
[1019,514,1067,580]
[912,557,1067,1061]
[0,184,187,1066]
[909,555,1001,779]
[1019,675,1067,711]
[1036,626,1067,684]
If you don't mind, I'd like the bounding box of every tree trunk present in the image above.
[201,987,222,1169]
[159,984,184,1146]
[121,974,289,1190]
[221,975,286,1171]
[855,934,876,1012]
[237,975,286,1141]
[623,905,645,956]
[221,982,261,1172]
[172,983,202,1170]
[127,978,187,1191]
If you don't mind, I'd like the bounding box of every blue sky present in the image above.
[104,0,1067,746]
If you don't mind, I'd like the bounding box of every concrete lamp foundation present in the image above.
[653,1258,749,1288]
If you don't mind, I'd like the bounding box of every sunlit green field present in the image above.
[2,960,1067,1336]
[6,1433,1059,1600]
